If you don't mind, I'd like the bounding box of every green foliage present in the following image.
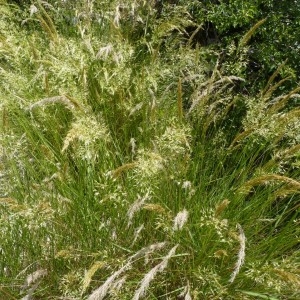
[174,0,300,91]
[0,1,299,299]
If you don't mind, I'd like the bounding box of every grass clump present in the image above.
[0,1,299,299]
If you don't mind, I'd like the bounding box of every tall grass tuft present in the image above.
[0,1,299,299]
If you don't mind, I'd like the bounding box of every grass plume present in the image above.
[133,245,178,300]
[229,224,246,283]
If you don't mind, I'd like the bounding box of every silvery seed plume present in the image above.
[20,269,47,300]
[127,191,151,226]
[88,242,166,300]
[88,263,130,300]
[173,209,189,231]
[133,244,178,300]
[131,224,145,246]
[21,269,48,292]
[178,283,192,300]
[111,275,127,294]
[229,224,246,283]
[128,242,166,263]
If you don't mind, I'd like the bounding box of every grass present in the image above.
[0,1,299,299]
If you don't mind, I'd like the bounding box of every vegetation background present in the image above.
[0,0,299,299]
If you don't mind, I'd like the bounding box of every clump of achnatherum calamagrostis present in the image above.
[1,2,300,299]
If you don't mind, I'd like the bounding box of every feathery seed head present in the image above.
[173,209,189,231]
[62,115,110,161]
[133,245,178,300]
[127,191,151,226]
[229,224,246,283]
